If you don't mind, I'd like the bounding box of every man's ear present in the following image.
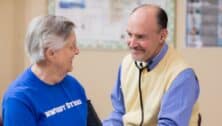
[160,29,168,43]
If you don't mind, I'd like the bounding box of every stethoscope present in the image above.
[134,61,149,126]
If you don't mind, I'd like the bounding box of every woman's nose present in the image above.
[74,47,79,55]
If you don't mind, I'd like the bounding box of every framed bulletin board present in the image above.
[48,0,175,49]
[186,0,222,47]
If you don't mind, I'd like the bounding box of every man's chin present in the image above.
[131,54,143,61]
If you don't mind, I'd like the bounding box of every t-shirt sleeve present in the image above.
[2,98,37,126]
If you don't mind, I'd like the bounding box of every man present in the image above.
[103,4,200,126]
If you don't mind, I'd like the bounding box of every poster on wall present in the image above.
[48,0,175,49]
[186,0,222,47]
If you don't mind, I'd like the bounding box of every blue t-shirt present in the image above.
[2,67,88,126]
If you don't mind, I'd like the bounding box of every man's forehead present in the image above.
[132,5,159,15]
[129,8,158,26]
[130,6,159,23]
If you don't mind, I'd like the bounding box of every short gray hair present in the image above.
[25,15,75,63]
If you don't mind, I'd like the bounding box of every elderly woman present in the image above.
[2,15,89,126]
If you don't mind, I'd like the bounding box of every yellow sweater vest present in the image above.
[121,47,199,126]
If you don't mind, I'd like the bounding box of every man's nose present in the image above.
[128,36,138,47]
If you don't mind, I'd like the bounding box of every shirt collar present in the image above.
[146,43,168,71]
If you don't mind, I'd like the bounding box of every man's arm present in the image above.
[158,68,200,126]
[102,65,125,126]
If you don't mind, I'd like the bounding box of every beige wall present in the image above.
[73,50,127,118]
[0,0,16,98]
[0,1,222,125]
[176,1,222,125]
[0,0,47,99]
[0,0,125,119]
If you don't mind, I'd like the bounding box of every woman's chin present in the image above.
[66,66,73,73]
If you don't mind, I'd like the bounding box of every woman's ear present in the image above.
[45,48,55,61]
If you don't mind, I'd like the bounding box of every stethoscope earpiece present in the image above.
[135,61,147,70]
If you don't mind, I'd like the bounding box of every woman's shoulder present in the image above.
[63,74,87,95]
[3,68,34,103]
[64,74,84,89]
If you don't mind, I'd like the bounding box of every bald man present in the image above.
[103,4,200,126]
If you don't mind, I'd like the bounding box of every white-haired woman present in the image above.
[2,15,89,126]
